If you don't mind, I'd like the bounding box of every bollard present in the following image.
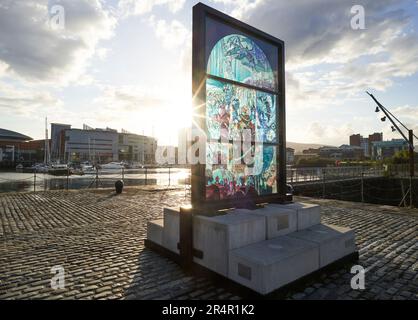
[145,167,148,185]
[168,167,171,186]
[67,168,70,190]
[410,176,413,208]
[115,180,124,194]
[95,168,99,188]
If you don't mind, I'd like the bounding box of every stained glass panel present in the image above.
[207,34,276,91]
[205,143,277,200]
[206,78,276,143]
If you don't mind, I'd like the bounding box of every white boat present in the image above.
[78,161,94,173]
[49,164,69,176]
[32,163,49,173]
[81,165,96,174]
[100,162,125,170]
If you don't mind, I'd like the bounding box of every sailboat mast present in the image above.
[44,117,50,165]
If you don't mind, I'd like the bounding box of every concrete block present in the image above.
[236,206,297,239]
[288,223,357,267]
[270,202,321,230]
[162,207,180,253]
[147,219,163,245]
[229,236,319,294]
[193,211,266,276]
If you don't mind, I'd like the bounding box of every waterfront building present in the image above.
[0,128,49,166]
[350,132,382,158]
[51,124,157,164]
[286,147,295,164]
[371,139,409,160]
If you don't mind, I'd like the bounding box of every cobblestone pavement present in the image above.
[0,188,417,300]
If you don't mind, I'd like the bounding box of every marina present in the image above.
[0,168,190,193]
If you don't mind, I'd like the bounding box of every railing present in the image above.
[0,167,191,194]
[286,166,385,184]
[0,165,416,207]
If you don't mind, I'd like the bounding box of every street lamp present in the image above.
[367,91,415,178]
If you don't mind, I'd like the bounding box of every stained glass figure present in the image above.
[207,34,276,91]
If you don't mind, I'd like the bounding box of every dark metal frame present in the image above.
[191,2,287,210]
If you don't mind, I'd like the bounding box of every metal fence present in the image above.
[286,166,385,184]
[0,165,416,208]
[0,167,190,194]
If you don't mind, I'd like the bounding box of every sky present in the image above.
[0,0,418,147]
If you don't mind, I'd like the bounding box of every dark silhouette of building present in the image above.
[0,128,49,166]
[349,134,361,147]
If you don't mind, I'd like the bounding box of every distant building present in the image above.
[371,139,408,160]
[118,132,157,164]
[51,124,157,164]
[293,153,319,165]
[0,128,49,165]
[368,132,383,143]
[319,145,364,160]
[350,132,383,158]
[360,137,369,157]
[302,148,321,155]
[368,132,383,155]
[349,134,361,147]
[286,147,295,164]
[64,127,119,163]
[51,123,71,161]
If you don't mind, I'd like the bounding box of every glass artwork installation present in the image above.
[206,78,276,142]
[207,34,276,91]
[205,142,277,200]
[204,27,279,201]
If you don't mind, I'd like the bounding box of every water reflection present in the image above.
[0,168,190,193]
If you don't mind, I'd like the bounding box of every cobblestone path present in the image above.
[0,188,417,300]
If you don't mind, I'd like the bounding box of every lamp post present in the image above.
[366,92,415,177]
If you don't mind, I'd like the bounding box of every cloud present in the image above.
[93,85,169,116]
[306,122,357,146]
[391,105,418,132]
[215,0,418,118]
[0,82,62,116]
[118,0,186,17]
[147,15,190,50]
[0,0,116,84]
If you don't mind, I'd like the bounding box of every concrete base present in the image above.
[270,202,321,230]
[146,219,163,245]
[145,238,358,298]
[193,211,266,276]
[162,207,180,253]
[145,203,358,295]
[288,223,357,267]
[236,205,297,239]
[228,236,319,295]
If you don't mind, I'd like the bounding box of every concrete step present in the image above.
[236,205,297,239]
[270,202,321,230]
[193,211,266,277]
[228,236,319,295]
[162,207,180,253]
[288,223,357,268]
[147,219,164,246]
